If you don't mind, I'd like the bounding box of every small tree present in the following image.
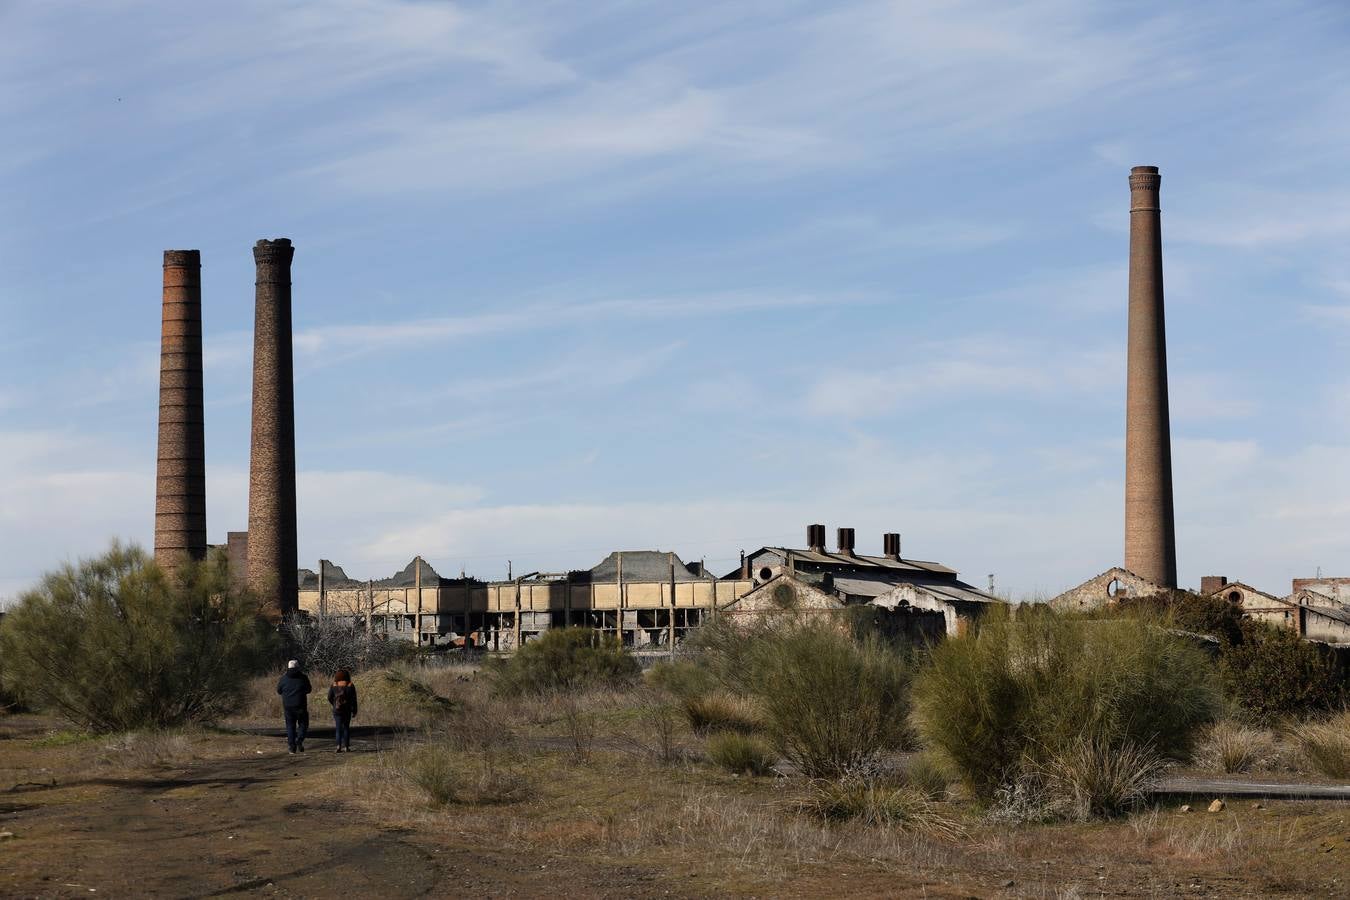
[0,543,276,731]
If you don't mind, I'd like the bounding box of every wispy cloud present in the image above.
[802,336,1120,419]
[293,290,870,357]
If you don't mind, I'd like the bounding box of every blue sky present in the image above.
[3,0,1349,602]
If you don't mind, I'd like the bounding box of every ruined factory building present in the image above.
[725,525,1003,639]
[1201,577,1350,646]
[295,551,753,652]
[1049,568,1350,649]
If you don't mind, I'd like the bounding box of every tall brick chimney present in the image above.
[154,250,207,572]
[247,238,298,620]
[1124,166,1177,589]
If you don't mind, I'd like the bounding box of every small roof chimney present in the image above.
[807,524,826,553]
[836,527,856,557]
[883,533,901,560]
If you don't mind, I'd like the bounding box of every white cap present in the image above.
[287,659,299,669]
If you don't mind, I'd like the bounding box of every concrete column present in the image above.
[247,238,298,620]
[1124,166,1178,588]
[154,250,207,572]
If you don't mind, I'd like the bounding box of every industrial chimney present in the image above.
[154,250,207,572]
[247,238,299,620]
[1124,166,1178,588]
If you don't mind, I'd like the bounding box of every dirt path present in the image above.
[1,730,691,899]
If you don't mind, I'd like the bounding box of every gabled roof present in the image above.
[587,550,714,583]
[1210,581,1286,604]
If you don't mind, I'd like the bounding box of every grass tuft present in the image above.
[1292,710,1350,779]
[706,731,776,776]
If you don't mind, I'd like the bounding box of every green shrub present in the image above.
[646,659,717,700]
[706,731,776,776]
[490,628,641,697]
[682,690,763,734]
[1220,622,1345,721]
[0,543,276,732]
[913,609,1220,807]
[746,623,912,778]
[1292,710,1350,779]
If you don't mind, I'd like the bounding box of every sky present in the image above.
[2,0,1349,603]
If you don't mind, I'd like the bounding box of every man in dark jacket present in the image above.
[276,660,312,754]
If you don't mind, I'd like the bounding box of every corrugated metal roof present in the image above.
[762,547,957,576]
[832,577,903,598]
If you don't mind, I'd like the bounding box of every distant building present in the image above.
[724,525,1002,638]
[1048,566,1170,613]
[294,550,752,651]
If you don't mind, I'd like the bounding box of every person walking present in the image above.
[327,668,358,753]
[276,659,312,754]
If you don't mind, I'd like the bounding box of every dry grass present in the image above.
[682,690,763,735]
[1292,710,1350,778]
[402,744,534,807]
[798,777,967,840]
[1195,721,1279,774]
[95,729,200,770]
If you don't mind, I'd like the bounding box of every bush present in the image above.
[1196,721,1277,774]
[902,752,953,800]
[706,731,776,776]
[913,609,1220,807]
[646,659,717,701]
[407,744,457,806]
[0,544,276,732]
[282,613,414,675]
[1292,710,1350,779]
[682,690,763,735]
[1220,622,1345,722]
[746,624,912,778]
[490,628,640,697]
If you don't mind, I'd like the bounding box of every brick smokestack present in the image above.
[247,239,298,619]
[154,250,207,571]
[1124,166,1177,588]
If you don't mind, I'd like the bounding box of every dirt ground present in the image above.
[2,711,1348,899]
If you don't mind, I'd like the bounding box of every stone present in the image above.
[1179,804,1191,813]
[1124,165,1178,589]
[1208,799,1225,813]
[0,831,15,840]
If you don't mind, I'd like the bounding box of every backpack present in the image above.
[333,682,351,715]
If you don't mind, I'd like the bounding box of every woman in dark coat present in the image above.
[327,668,358,752]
